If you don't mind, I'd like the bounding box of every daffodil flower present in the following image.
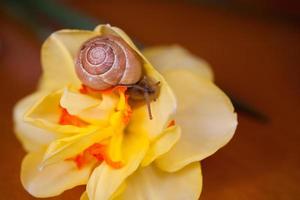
[13,25,237,200]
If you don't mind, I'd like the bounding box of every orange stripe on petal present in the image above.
[167,120,176,128]
[58,107,88,127]
[79,84,89,94]
[103,155,123,169]
[68,143,123,169]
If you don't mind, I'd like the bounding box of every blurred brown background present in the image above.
[0,0,299,199]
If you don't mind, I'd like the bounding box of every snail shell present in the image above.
[75,35,142,90]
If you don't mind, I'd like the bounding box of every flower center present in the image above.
[59,86,132,170]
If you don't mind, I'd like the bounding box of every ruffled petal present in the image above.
[39,30,100,91]
[21,149,92,198]
[141,125,181,167]
[41,127,113,167]
[116,162,202,200]
[24,90,97,134]
[60,88,100,115]
[86,131,149,200]
[142,45,214,81]
[80,191,89,200]
[13,92,55,152]
[156,69,237,172]
[81,182,126,200]
[61,88,119,125]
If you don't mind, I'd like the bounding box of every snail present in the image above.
[75,34,160,120]
[75,34,142,90]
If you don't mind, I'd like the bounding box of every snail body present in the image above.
[75,35,142,90]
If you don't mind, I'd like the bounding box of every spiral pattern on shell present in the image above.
[75,35,142,90]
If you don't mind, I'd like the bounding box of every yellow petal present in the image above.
[21,149,92,198]
[80,191,89,200]
[60,88,100,115]
[42,127,113,167]
[94,25,136,48]
[79,94,119,125]
[93,25,177,140]
[39,30,100,91]
[110,182,127,200]
[13,92,55,152]
[116,162,202,200]
[156,69,237,172]
[61,87,119,125]
[81,182,126,200]
[107,130,124,162]
[25,90,97,134]
[86,131,149,200]
[141,125,181,167]
[142,45,214,81]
